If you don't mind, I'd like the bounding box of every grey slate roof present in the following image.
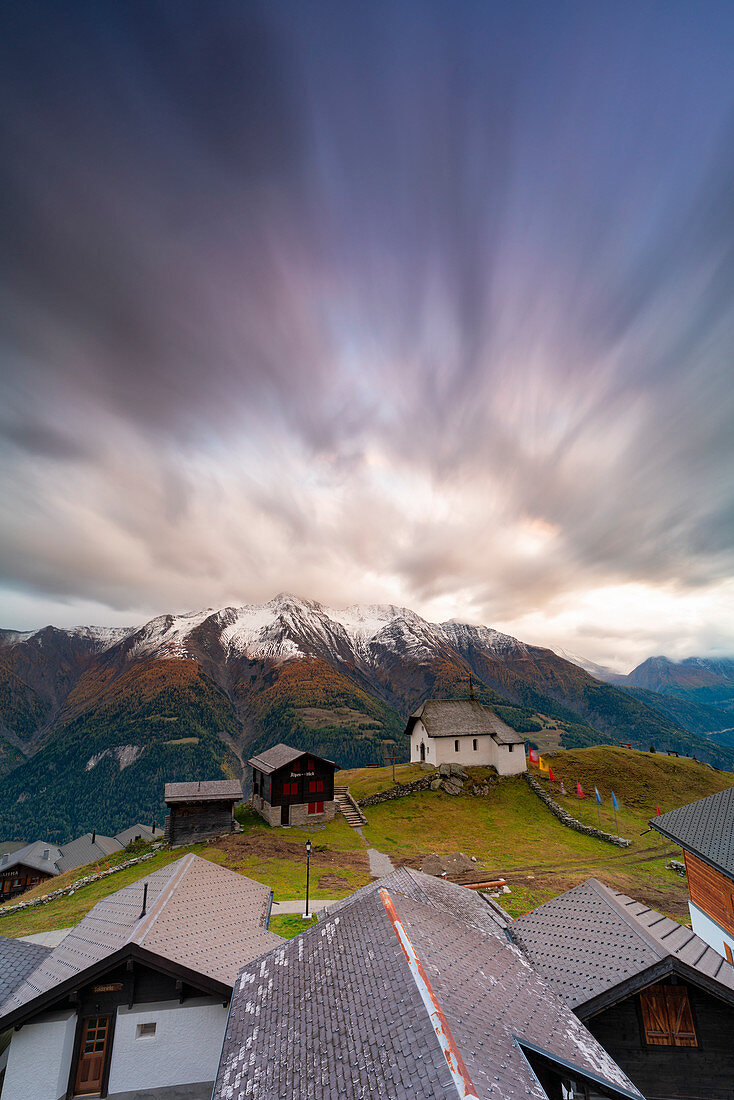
[164,779,242,803]
[512,878,734,1014]
[215,876,642,1100]
[0,936,51,1005]
[0,854,281,1028]
[0,841,64,877]
[58,832,123,873]
[114,823,163,846]
[651,786,734,879]
[248,742,336,774]
[319,866,514,939]
[408,699,526,744]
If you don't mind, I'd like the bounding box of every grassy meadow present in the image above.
[1,747,731,938]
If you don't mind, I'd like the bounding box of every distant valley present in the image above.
[1,594,733,843]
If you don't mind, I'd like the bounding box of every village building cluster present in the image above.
[0,700,732,1100]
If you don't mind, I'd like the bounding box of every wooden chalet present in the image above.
[0,842,63,900]
[0,854,280,1100]
[249,744,337,827]
[651,787,734,964]
[513,877,734,1100]
[163,779,242,846]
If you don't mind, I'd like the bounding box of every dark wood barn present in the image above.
[163,780,242,846]
[249,744,337,827]
[513,877,734,1100]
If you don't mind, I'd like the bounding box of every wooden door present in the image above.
[74,1015,111,1095]
[281,803,290,825]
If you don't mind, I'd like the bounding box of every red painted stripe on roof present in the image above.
[379,888,479,1099]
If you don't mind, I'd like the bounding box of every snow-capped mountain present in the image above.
[2,593,733,844]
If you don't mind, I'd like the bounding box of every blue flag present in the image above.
[611,791,619,810]
[594,786,602,804]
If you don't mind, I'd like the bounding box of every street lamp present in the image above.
[303,838,312,920]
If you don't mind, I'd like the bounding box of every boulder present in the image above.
[438,762,451,777]
[441,777,464,796]
[450,764,468,779]
[429,778,442,790]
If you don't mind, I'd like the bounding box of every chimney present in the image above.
[139,882,149,919]
[91,829,96,844]
[43,849,50,860]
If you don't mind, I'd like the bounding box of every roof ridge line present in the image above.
[586,880,666,959]
[128,853,195,946]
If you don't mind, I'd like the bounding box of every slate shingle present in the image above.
[511,878,734,1011]
[651,787,734,878]
[215,878,642,1099]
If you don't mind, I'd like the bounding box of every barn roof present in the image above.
[651,786,734,879]
[58,832,123,873]
[214,874,642,1100]
[163,779,242,803]
[511,878,734,1014]
[408,699,526,743]
[0,936,51,1005]
[0,841,64,877]
[114,823,163,847]
[248,743,336,774]
[0,854,280,1029]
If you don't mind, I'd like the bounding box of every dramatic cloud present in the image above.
[1,1,734,665]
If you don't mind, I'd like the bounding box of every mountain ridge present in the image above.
[2,594,734,842]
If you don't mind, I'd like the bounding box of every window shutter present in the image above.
[668,987,697,1047]
[640,989,673,1045]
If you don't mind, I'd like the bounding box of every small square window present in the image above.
[136,1022,157,1039]
[509,744,514,752]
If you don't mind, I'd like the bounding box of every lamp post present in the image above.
[303,838,312,920]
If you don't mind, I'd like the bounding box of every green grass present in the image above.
[268,914,318,938]
[2,748,727,938]
[336,762,426,800]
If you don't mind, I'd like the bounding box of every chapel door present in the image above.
[74,1014,111,1095]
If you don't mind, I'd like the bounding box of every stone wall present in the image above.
[358,776,434,807]
[0,852,157,919]
[358,764,498,806]
[523,772,631,848]
[251,795,336,827]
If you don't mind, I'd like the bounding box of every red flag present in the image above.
[656,804,661,816]
[576,780,584,799]
[528,747,539,765]
[548,766,556,782]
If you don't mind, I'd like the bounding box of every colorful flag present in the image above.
[576,780,584,799]
[528,747,539,765]
[548,766,556,782]
[611,791,619,810]
[594,786,602,804]
[560,780,567,795]
[656,804,661,816]
[539,755,549,773]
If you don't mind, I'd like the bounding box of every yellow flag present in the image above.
[538,755,549,773]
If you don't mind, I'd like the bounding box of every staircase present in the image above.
[334,785,367,828]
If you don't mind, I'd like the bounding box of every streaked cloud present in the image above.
[1,1,734,665]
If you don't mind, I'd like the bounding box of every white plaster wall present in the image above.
[494,742,527,776]
[106,998,228,1095]
[689,900,734,960]
[411,726,526,774]
[2,1008,76,1100]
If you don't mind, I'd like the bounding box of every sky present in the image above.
[2,1,734,671]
